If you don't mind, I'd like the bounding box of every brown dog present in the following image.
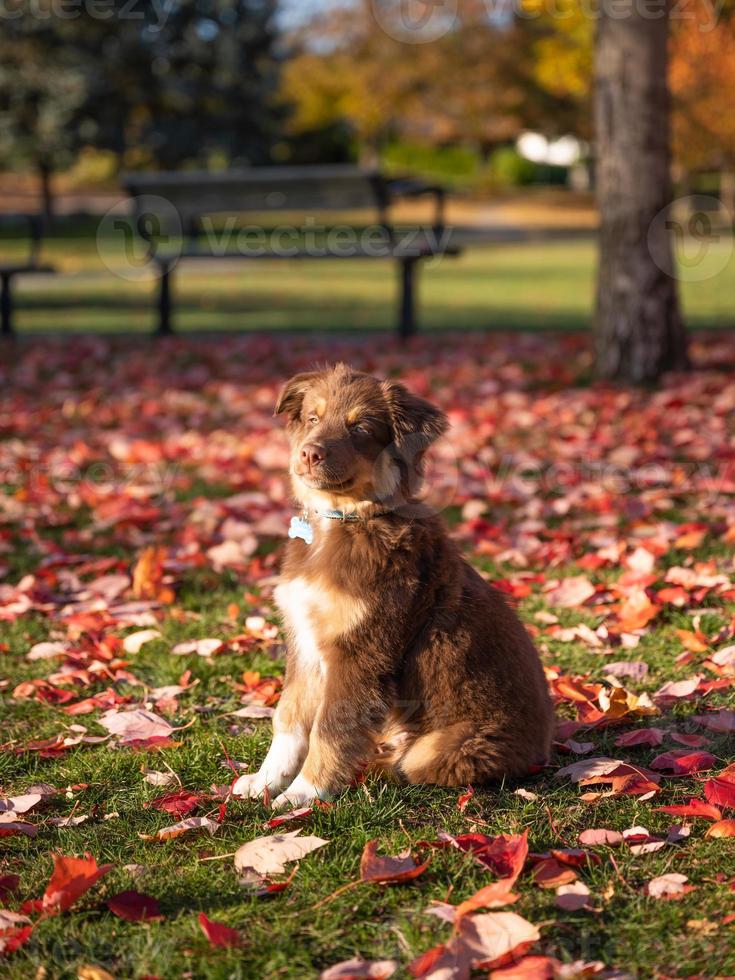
[233,364,553,808]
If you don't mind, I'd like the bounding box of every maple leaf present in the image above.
[98,708,176,745]
[0,925,33,957]
[234,829,328,876]
[142,816,220,842]
[144,789,202,819]
[704,818,735,838]
[650,749,716,775]
[320,959,397,979]
[555,881,593,911]
[360,840,429,885]
[42,853,113,915]
[131,547,174,604]
[654,798,722,822]
[198,912,242,948]
[107,890,163,921]
[643,873,692,899]
[704,764,735,810]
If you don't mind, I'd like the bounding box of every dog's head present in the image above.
[275,363,448,514]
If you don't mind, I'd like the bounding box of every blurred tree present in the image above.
[0,0,281,214]
[522,0,593,138]
[0,28,86,219]
[670,9,735,210]
[280,1,574,164]
[594,4,688,383]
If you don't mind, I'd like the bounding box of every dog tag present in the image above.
[288,516,313,545]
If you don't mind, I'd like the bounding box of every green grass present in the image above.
[2,586,734,979]
[2,222,735,332]
[1,335,734,978]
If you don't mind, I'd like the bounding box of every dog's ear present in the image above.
[275,372,320,419]
[382,381,448,448]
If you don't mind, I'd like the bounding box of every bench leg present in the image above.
[1,273,14,337]
[398,258,418,340]
[156,265,173,336]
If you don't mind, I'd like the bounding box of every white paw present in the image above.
[271,774,327,810]
[232,771,269,800]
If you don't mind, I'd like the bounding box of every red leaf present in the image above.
[447,830,529,884]
[614,728,664,748]
[42,853,113,915]
[0,875,20,901]
[454,880,519,918]
[266,806,313,829]
[408,943,452,978]
[359,840,429,885]
[0,925,33,957]
[107,890,163,922]
[704,765,735,810]
[489,955,560,979]
[654,798,722,821]
[198,912,242,948]
[457,786,475,812]
[650,750,716,775]
[144,790,202,819]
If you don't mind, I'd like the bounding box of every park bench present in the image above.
[121,165,461,338]
[0,215,56,336]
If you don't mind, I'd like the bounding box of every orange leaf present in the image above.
[705,819,735,838]
[42,853,113,915]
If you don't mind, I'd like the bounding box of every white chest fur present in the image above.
[275,576,328,675]
[274,573,368,674]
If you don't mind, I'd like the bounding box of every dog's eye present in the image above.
[351,422,370,436]
[307,416,319,426]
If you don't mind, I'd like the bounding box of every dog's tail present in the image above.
[397,722,547,786]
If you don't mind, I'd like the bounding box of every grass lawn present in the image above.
[1,332,734,979]
[1,219,735,332]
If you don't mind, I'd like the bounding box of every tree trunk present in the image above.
[720,170,735,219]
[594,3,689,384]
[38,162,54,224]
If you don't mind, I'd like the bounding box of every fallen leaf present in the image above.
[614,728,664,748]
[459,910,540,969]
[42,853,113,914]
[705,819,735,838]
[360,840,429,885]
[122,629,162,654]
[172,638,224,657]
[654,798,722,822]
[555,881,592,911]
[144,789,202,819]
[489,955,561,979]
[650,749,716,775]
[545,576,596,608]
[454,881,520,919]
[198,911,242,948]
[98,708,175,744]
[143,816,219,841]
[107,890,163,921]
[320,958,397,979]
[234,829,328,876]
[643,873,691,898]
[578,828,624,847]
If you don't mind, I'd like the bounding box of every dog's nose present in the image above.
[300,443,326,469]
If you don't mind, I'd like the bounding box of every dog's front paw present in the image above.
[271,774,328,810]
[232,772,270,800]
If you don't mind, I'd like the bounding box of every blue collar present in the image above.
[288,510,360,544]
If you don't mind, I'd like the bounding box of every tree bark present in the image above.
[594,2,689,384]
[38,161,54,224]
